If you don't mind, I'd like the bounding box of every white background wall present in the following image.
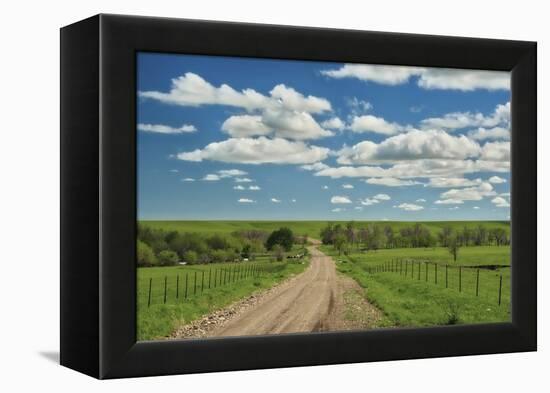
[0,0,546,391]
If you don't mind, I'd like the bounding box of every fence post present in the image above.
[405,260,408,276]
[163,276,167,304]
[476,269,480,296]
[445,265,448,288]
[201,271,205,293]
[194,271,197,294]
[214,269,217,288]
[498,274,503,306]
[209,268,212,289]
[459,266,462,292]
[185,273,188,299]
[176,274,179,299]
[147,277,152,308]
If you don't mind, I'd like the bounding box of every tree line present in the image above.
[320,222,509,255]
[137,224,297,267]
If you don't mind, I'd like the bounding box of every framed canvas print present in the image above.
[60,14,536,379]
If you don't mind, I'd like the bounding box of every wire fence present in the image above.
[363,258,508,306]
[143,263,265,307]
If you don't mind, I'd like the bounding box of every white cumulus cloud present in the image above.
[349,115,406,135]
[373,193,391,200]
[491,196,510,208]
[177,137,330,165]
[337,129,481,164]
[488,176,507,184]
[202,174,221,181]
[421,102,510,130]
[396,203,424,211]
[366,177,421,187]
[138,123,197,134]
[321,64,509,91]
[139,72,331,113]
[331,196,352,204]
[321,117,346,130]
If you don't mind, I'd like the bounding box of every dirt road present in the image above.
[172,242,384,339]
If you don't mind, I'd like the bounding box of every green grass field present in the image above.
[322,245,511,327]
[137,257,309,341]
[140,220,510,238]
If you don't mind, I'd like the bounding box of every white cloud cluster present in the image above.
[315,158,508,181]
[321,117,346,130]
[271,198,281,203]
[321,64,509,91]
[426,177,482,188]
[235,177,253,183]
[300,162,330,171]
[468,127,510,141]
[347,97,373,114]
[342,184,354,189]
[337,129,481,164]
[331,196,352,204]
[141,73,338,167]
[138,123,197,134]
[202,174,221,181]
[421,102,510,131]
[238,198,255,203]
[140,73,331,113]
[491,196,510,208]
[359,193,391,206]
[178,137,330,165]
[435,182,496,204]
[396,203,424,211]
[218,169,247,178]
[222,110,333,140]
[348,115,408,135]
[373,193,391,200]
[365,177,421,187]
[359,198,379,206]
[489,176,507,184]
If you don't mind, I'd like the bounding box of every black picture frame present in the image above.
[60,14,537,379]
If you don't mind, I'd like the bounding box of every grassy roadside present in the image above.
[321,245,511,327]
[137,257,309,341]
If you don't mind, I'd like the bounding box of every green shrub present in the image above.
[157,250,179,266]
[137,240,157,267]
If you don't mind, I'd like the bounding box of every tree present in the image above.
[137,240,157,266]
[448,236,460,262]
[320,223,335,245]
[438,226,453,247]
[241,244,251,259]
[345,221,356,248]
[333,233,347,256]
[207,234,228,250]
[265,227,294,251]
[183,250,198,264]
[157,250,179,266]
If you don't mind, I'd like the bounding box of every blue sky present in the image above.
[137,52,510,220]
